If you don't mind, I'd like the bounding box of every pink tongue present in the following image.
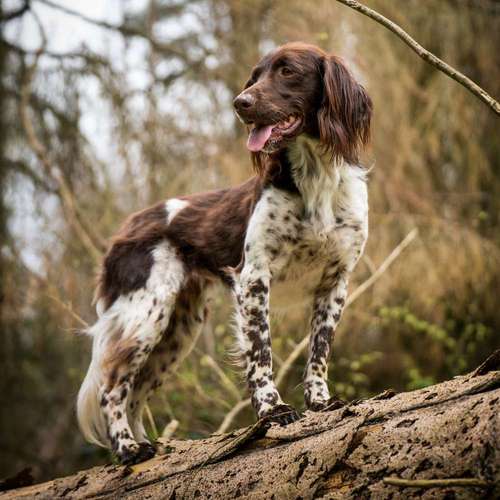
[247,125,274,152]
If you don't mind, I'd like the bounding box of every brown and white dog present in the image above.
[77,42,372,465]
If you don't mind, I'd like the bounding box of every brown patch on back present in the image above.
[95,178,268,311]
[166,177,264,284]
[95,162,298,311]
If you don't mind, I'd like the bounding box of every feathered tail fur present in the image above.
[76,308,118,448]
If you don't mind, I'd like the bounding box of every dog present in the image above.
[77,42,372,465]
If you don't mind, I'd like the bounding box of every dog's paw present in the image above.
[261,404,301,426]
[117,441,156,466]
[307,396,347,412]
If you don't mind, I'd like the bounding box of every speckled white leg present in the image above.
[97,242,185,463]
[234,188,302,424]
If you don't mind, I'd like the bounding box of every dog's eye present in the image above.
[244,80,253,89]
[280,66,293,77]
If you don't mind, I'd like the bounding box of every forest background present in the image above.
[1,0,498,482]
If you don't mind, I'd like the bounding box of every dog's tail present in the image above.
[77,305,116,448]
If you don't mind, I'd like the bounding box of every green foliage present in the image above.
[378,303,493,390]
[331,352,384,400]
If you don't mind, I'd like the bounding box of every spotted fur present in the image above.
[77,42,372,465]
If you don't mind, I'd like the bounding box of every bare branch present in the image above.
[1,0,30,23]
[383,477,491,489]
[335,0,500,116]
[346,228,418,304]
[35,0,198,61]
[35,0,149,37]
[47,294,89,328]
[2,157,56,192]
[161,419,179,439]
[200,354,242,403]
[216,399,255,436]
[20,261,89,329]
[144,404,159,439]
[18,11,105,263]
[1,38,108,67]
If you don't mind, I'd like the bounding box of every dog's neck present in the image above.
[286,136,342,226]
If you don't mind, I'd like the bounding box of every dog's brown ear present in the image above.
[318,55,372,164]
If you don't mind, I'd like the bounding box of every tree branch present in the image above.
[1,1,30,23]
[17,11,105,263]
[2,157,56,192]
[383,477,491,489]
[4,357,499,498]
[1,38,108,67]
[200,354,242,403]
[334,0,500,116]
[34,0,201,62]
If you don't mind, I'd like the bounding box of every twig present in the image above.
[217,399,252,434]
[161,419,179,439]
[334,0,500,116]
[345,228,418,305]
[2,156,56,192]
[144,404,158,439]
[2,38,108,65]
[35,0,152,37]
[361,254,377,275]
[471,349,500,377]
[216,229,419,433]
[48,294,89,328]
[383,477,491,488]
[200,354,242,402]
[21,260,90,330]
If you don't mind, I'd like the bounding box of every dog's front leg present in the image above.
[304,225,367,411]
[234,264,300,425]
[303,261,350,411]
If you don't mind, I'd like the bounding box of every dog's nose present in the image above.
[233,93,255,113]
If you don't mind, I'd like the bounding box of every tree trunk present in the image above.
[2,352,499,499]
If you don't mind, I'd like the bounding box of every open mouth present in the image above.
[246,115,302,152]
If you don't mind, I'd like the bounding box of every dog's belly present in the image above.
[270,252,327,309]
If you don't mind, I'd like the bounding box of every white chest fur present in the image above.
[270,137,369,309]
[288,136,368,239]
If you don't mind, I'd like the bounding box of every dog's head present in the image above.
[233,42,372,165]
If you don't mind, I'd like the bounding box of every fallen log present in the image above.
[2,351,499,499]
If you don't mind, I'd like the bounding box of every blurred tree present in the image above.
[0,0,498,483]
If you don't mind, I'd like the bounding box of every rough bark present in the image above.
[2,352,499,499]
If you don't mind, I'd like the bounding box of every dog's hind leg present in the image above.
[78,241,186,465]
[128,278,209,442]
